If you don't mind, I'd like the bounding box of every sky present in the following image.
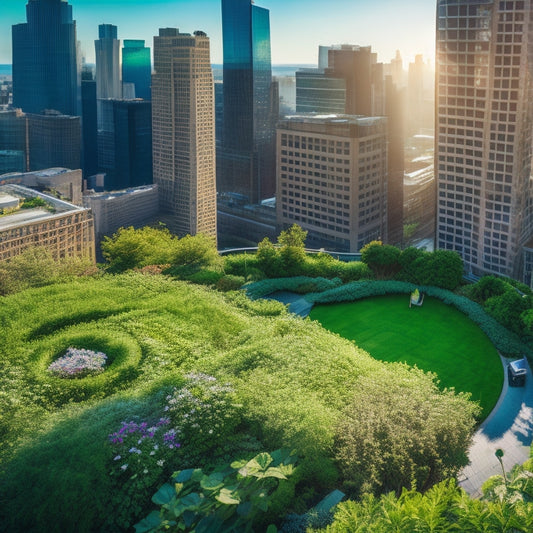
[0,0,436,67]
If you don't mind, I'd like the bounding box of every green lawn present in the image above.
[309,294,503,418]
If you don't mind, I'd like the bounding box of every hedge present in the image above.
[245,276,343,300]
[307,281,529,357]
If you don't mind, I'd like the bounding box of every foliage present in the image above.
[256,237,285,278]
[164,373,244,465]
[0,246,96,295]
[135,449,298,533]
[312,458,533,533]
[107,416,183,531]
[20,196,49,210]
[485,290,530,335]
[311,477,533,533]
[278,224,308,249]
[308,280,528,356]
[360,241,401,279]
[101,226,179,273]
[334,365,479,497]
[47,347,107,378]
[466,275,509,304]
[170,233,221,271]
[215,274,246,292]
[185,269,224,286]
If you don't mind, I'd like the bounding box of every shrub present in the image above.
[245,276,342,300]
[360,241,400,279]
[334,365,479,497]
[185,269,224,286]
[467,275,509,304]
[215,274,245,292]
[485,290,530,335]
[164,372,244,466]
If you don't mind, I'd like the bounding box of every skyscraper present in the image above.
[95,24,121,105]
[436,0,533,280]
[95,24,121,183]
[220,0,276,203]
[122,40,151,100]
[152,28,217,239]
[12,0,79,116]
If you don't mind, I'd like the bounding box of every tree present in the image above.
[101,226,178,273]
[170,233,220,271]
[278,224,307,249]
[485,290,529,335]
[360,241,400,279]
[334,365,479,497]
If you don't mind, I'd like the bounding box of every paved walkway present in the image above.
[264,291,314,317]
[265,291,533,497]
[458,355,533,497]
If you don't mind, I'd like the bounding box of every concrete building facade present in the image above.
[436,0,533,280]
[152,28,217,239]
[277,115,388,252]
[0,183,94,262]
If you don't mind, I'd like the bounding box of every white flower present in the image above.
[121,464,128,471]
[113,455,122,461]
[157,460,165,467]
[143,469,149,474]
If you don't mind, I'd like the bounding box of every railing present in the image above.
[218,246,362,262]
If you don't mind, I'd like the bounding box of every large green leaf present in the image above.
[263,467,288,480]
[174,468,204,483]
[196,514,224,533]
[133,511,162,533]
[253,452,272,470]
[179,492,203,509]
[201,472,226,491]
[236,501,252,517]
[152,483,175,506]
[216,488,241,505]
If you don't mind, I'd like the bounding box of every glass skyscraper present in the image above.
[122,40,151,100]
[220,0,276,203]
[12,0,79,116]
[436,0,533,281]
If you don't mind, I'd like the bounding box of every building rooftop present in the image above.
[281,113,385,126]
[0,183,87,231]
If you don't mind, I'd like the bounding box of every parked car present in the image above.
[508,358,527,387]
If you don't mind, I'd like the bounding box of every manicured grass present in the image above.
[310,294,503,418]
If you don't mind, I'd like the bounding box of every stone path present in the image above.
[458,355,533,497]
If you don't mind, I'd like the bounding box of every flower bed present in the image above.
[47,347,107,378]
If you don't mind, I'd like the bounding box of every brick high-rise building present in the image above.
[152,28,217,239]
[436,0,533,280]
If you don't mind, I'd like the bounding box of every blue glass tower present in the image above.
[122,40,151,100]
[12,0,79,116]
[220,0,275,203]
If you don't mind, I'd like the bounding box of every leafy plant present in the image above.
[135,449,298,533]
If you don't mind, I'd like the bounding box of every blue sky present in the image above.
[0,0,436,66]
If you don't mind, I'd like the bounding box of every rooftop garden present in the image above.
[0,225,531,531]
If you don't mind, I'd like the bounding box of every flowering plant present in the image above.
[47,347,107,378]
[164,372,243,461]
[108,418,180,478]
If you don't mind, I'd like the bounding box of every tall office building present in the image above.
[95,24,121,182]
[152,28,217,239]
[436,0,533,280]
[27,112,81,172]
[95,24,121,107]
[277,115,388,252]
[220,0,276,203]
[12,0,79,116]
[122,40,151,100]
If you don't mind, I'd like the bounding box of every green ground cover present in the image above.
[310,294,503,418]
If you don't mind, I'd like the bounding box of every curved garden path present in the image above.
[458,355,533,497]
[265,290,533,497]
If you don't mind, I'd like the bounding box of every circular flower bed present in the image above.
[48,347,107,379]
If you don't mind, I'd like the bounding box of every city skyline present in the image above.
[0,0,436,67]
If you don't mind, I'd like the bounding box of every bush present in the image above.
[184,269,223,286]
[467,275,509,304]
[334,365,479,496]
[360,241,400,279]
[245,276,342,300]
[215,274,245,292]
